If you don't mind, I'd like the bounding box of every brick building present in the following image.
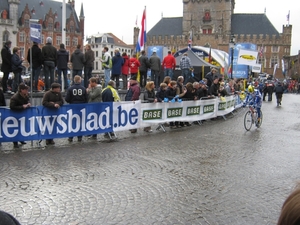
[0,0,84,69]
[142,0,292,79]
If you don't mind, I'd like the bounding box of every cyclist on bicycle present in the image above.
[243,81,262,123]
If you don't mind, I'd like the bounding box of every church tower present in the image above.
[182,0,235,38]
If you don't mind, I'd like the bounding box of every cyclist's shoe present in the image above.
[256,118,261,127]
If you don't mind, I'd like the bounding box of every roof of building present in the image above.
[87,33,129,47]
[18,0,81,32]
[231,14,279,38]
[147,17,183,37]
[147,14,280,38]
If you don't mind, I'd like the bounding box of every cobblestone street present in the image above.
[1,94,300,225]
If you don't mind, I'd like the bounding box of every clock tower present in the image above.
[182,0,235,37]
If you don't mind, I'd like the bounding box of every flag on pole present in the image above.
[188,31,192,50]
[135,15,138,27]
[286,10,290,25]
[259,45,264,57]
[136,7,146,53]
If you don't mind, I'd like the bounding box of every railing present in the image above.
[0,19,13,25]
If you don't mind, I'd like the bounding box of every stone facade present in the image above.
[145,0,292,79]
[0,0,84,70]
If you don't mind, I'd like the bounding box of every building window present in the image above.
[56,36,61,45]
[70,26,74,33]
[203,10,211,22]
[202,29,212,34]
[258,57,265,67]
[48,23,53,31]
[20,47,25,58]
[19,32,25,42]
[24,19,29,28]
[66,36,70,46]
[96,61,98,70]
[272,46,279,53]
[48,32,53,38]
[72,37,78,46]
[96,51,98,57]
[2,31,9,46]
[270,55,278,68]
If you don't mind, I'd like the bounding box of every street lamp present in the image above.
[229,34,235,79]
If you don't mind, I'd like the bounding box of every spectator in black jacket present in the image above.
[274,81,284,106]
[156,83,168,102]
[138,50,150,88]
[71,44,85,78]
[1,40,12,93]
[42,83,64,145]
[65,75,88,142]
[209,76,220,97]
[42,37,57,91]
[11,47,24,93]
[10,83,30,148]
[57,43,69,90]
[27,42,42,92]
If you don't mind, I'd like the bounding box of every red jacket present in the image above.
[122,55,130,75]
[129,57,140,74]
[162,53,176,69]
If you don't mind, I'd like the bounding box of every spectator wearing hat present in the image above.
[121,52,130,90]
[83,44,95,88]
[179,52,192,84]
[149,50,161,88]
[65,75,88,142]
[11,47,24,93]
[1,40,12,93]
[111,48,124,90]
[162,51,176,80]
[71,44,85,78]
[9,83,30,148]
[42,37,57,91]
[27,42,42,92]
[57,43,69,91]
[197,80,209,98]
[42,83,64,145]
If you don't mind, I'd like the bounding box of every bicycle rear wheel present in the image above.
[244,111,253,131]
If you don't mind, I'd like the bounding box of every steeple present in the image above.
[79,2,85,46]
[80,2,84,19]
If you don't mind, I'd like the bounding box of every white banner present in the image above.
[237,49,258,66]
[252,64,262,73]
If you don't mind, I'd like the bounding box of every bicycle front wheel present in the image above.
[244,111,253,131]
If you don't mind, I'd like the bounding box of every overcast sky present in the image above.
[73,0,299,55]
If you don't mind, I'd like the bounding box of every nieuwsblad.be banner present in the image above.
[0,96,236,142]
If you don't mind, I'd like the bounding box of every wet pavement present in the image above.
[1,94,300,225]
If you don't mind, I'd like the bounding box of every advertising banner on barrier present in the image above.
[0,96,238,142]
[113,101,141,132]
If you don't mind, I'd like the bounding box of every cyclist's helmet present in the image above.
[248,85,254,93]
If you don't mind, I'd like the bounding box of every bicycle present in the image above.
[243,105,263,131]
